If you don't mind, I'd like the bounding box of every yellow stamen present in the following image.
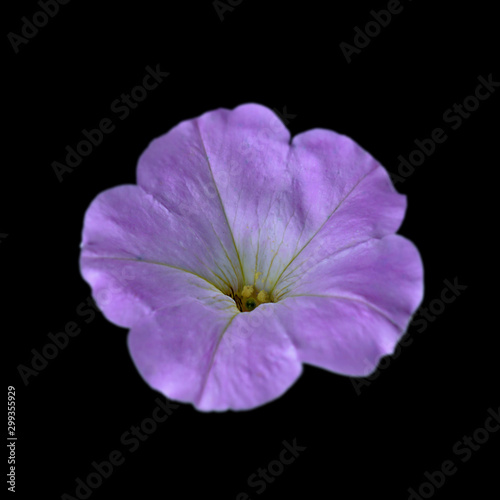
[257,290,269,303]
[241,285,254,298]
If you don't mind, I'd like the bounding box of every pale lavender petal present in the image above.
[80,254,234,328]
[128,301,302,412]
[272,235,423,376]
[270,129,406,295]
[80,184,241,304]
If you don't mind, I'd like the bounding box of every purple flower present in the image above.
[79,103,423,411]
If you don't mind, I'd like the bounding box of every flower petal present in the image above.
[80,251,236,329]
[128,301,302,412]
[136,103,290,289]
[80,184,241,300]
[271,129,406,296]
[272,235,423,376]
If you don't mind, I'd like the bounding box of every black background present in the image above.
[4,0,498,498]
